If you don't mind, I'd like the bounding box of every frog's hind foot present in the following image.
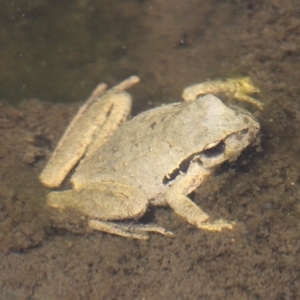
[88,220,173,240]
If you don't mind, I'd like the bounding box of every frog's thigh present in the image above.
[48,182,148,220]
[48,182,172,239]
[40,76,139,188]
[166,166,234,231]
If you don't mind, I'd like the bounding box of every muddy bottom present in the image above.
[1,0,300,299]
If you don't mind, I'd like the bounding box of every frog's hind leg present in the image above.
[39,76,140,188]
[89,220,173,240]
[47,181,172,239]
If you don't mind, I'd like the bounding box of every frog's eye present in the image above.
[202,141,225,158]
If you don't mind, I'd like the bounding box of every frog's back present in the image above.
[74,102,188,188]
[72,95,258,201]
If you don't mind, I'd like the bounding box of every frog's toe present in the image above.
[88,220,173,239]
[196,219,235,231]
[130,224,174,237]
[88,220,150,240]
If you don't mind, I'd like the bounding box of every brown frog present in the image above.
[40,76,261,239]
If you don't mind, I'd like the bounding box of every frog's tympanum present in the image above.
[40,76,261,240]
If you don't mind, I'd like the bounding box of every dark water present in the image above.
[1,0,300,299]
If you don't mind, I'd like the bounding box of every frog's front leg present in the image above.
[166,161,235,231]
[40,76,140,188]
[181,77,263,110]
[47,181,173,239]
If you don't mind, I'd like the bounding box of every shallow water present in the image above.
[1,0,300,299]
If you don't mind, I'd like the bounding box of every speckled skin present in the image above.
[41,77,260,239]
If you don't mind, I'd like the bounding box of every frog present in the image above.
[39,76,261,240]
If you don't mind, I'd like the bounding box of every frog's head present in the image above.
[197,127,258,169]
[190,95,260,169]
